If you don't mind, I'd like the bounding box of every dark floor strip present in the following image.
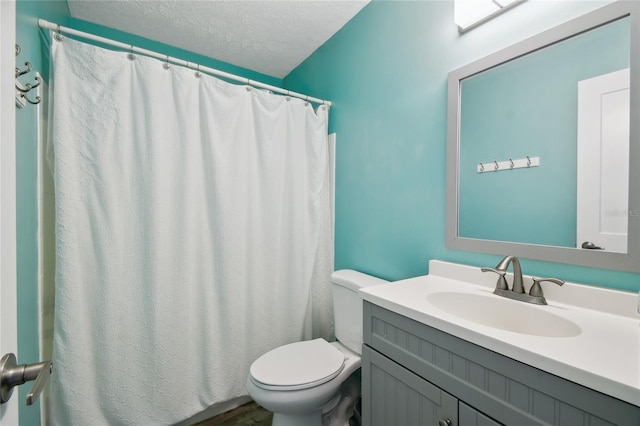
[193,401,273,426]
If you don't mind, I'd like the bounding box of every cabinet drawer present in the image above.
[363,302,640,426]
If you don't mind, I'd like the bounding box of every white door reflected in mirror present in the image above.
[577,68,629,254]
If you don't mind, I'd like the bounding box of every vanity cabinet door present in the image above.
[362,345,458,426]
[459,402,503,426]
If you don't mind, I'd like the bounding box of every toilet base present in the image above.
[272,410,323,426]
[322,373,360,426]
[267,374,360,426]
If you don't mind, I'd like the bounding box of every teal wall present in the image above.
[459,17,629,246]
[284,0,639,292]
[15,2,282,425]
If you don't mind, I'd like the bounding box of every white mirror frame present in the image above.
[446,1,640,273]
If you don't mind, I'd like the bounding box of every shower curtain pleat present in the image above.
[46,36,333,425]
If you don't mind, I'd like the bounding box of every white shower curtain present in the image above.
[46,36,333,425]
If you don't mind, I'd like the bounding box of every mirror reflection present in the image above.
[458,16,630,254]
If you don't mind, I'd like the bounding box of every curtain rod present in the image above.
[38,19,331,107]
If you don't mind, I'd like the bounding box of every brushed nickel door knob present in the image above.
[1,353,53,405]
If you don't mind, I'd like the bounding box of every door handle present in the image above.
[0,353,53,405]
[581,241,604,250]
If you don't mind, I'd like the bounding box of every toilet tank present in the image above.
[331,270,389,354]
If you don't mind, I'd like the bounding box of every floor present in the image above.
[192,398,362,426]
[194,402,273,426]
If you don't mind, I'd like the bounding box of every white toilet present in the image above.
[246,270,388,426]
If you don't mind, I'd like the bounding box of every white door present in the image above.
[576,68,630,254]
[0,0,19,425]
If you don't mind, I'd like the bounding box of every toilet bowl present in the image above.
[246,270,389,426]
[246,340,360,426]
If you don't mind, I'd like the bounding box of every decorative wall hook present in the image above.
[15,44,41,107]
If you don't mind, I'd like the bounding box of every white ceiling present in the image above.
[67,0,370,78]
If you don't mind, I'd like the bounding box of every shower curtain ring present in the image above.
[127,45,135,60]
[54,24,64,42]
[195,64,201,78]
[163,55,170,70]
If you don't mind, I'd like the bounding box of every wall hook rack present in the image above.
[477,156,540,173]
[15,44,41,108]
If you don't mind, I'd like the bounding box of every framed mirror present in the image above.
[446,1,640,272]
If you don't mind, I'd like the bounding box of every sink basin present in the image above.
[426,291,582,337]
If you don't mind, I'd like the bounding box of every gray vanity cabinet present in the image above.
[361,302,640,426]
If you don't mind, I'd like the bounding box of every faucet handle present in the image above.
[529,277,565,298]
[481,267,508,290]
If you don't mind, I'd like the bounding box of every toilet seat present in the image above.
[250,338,346,391]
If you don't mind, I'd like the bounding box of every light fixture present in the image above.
[455,0,526,33]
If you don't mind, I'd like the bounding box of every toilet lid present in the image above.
[250,339,345,389]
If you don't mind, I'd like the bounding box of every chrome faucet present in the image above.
[481,255,564,305]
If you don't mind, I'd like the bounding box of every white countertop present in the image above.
[359,260,640,407]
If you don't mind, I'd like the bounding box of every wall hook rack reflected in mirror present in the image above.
[15,44,41,108]
[476,156,540,173]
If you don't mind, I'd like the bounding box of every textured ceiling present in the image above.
[67,0,370,78]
